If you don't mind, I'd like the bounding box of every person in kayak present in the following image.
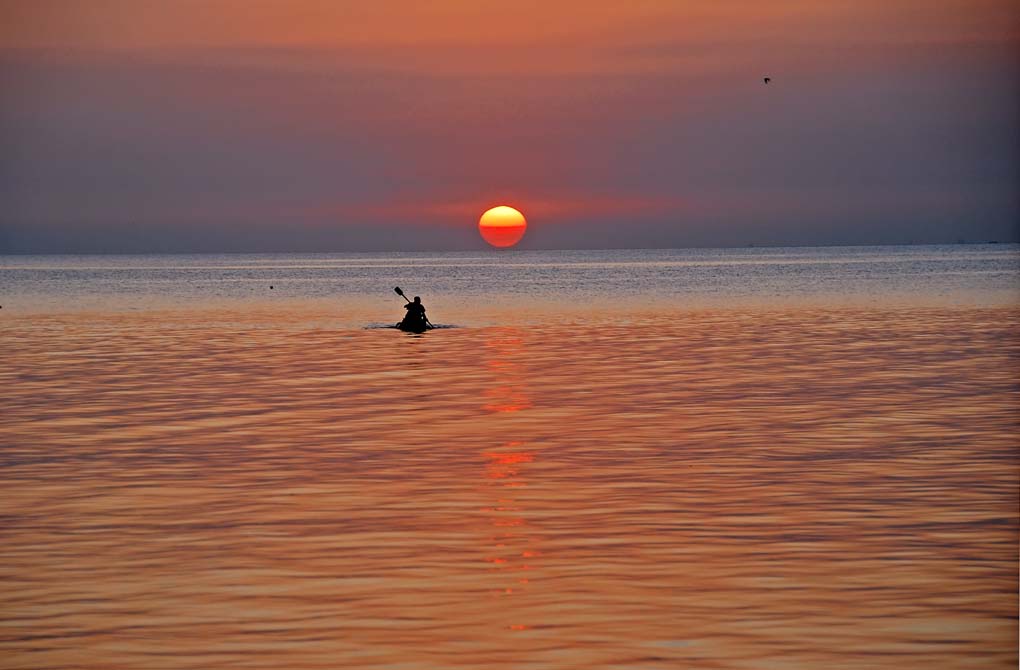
[400,296,429,331]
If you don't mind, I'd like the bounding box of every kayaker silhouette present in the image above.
[394,287,433,332]
[404,296,426,324]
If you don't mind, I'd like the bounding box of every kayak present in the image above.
[396,320,429,333]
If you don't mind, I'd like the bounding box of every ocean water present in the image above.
[2,244,1019,322]
[1,245,1018,669]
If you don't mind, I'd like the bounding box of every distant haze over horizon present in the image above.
[1,240,1017,258]
[1,1,1018,254]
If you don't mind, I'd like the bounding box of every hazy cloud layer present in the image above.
[1,1,1017,252]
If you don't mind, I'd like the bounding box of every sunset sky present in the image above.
[1,1,1017,252]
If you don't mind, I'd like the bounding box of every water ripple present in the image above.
[1,306,1017,669]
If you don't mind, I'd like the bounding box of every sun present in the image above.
[478,206,527,248]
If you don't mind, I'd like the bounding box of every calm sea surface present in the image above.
[2,245,1018,669]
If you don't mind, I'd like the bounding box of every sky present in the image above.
[1,0,1017,252]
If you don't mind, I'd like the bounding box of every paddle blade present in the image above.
[394,286,405,297]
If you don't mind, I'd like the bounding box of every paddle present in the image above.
[393,286,434,329]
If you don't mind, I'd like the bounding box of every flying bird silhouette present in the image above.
[763,77,771,84]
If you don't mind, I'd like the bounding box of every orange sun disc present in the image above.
[478,206,527,248]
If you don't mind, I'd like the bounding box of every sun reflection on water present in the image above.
[482,330,533,413]
[478,328,538,631]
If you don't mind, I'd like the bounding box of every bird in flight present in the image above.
[763,77,771,84]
